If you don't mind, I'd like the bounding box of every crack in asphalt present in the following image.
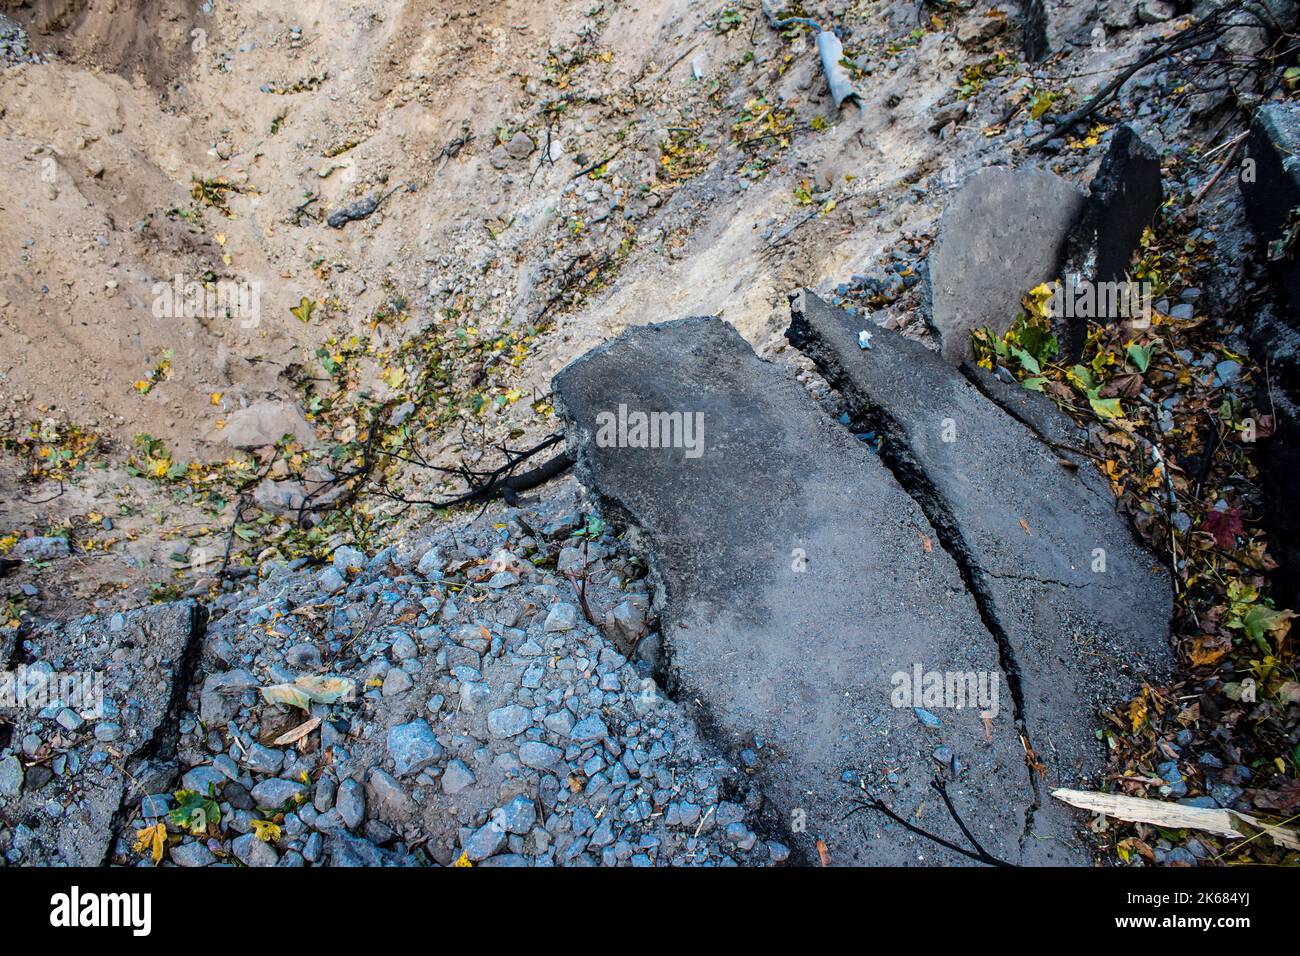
[786,301,1048,844]
[101,601,208,866]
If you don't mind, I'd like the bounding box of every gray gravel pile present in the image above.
[2,483,784,867]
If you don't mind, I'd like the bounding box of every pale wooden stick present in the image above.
[1052,788,1300,850]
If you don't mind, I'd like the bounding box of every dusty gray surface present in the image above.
[788,290,1174,793]
[960,361,1087,453]
[926,166,1084,365]
[554,316,1085,865]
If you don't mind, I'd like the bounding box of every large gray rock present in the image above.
[199,667,259,726]
[231,832,280,867]
[386,719,443,777]
[0,755,22,798]
[218,400,317,450]
[926,167,1084,365]
[251,777,308,807]
[788,290,1174,789]
[12,536,71,561]
[554,315,1074,865]
[463,819,507,861]
[486,704,530,739]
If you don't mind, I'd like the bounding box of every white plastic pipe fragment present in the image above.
[760,2,859,109]
[815,30,859,109]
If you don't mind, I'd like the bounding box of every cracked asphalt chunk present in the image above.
[1,601,203,865]
[553,316,1082,865]
[787,289,1174,793]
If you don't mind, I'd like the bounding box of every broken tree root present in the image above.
[844,778,1015,867]
[367,432,574,511]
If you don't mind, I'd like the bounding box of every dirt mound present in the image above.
[2,0,202,86]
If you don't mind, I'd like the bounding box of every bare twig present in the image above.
[844,778,1014,867]
[1029,0,1250,150]
[364,433,572,511]
[1189,136,1246,208]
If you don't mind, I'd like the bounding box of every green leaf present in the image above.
[1069,364,1097,391]
[1012,347,1041,375]
[1241,604,1296,648]
[1020,376,1046,392]
[1029,89,1061,120]
[1015,321,1059,365]
[1088,395,1124,420]
[169,788,222,834]
[290,297,316,324]
[1125,343,1154,373]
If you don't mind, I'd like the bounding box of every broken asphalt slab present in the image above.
[1240,101,1300,608]
[554,316,1083,865]
[1065,124,1163,289]
[925,166,1084,365]
[787,290,1174,792]
[1241,101,1300,316]
[0,601,204,864]
[1059,125,1164,359]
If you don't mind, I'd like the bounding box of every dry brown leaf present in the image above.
[1128,695,1148,733]
[815,839,832,866]
[1189,637,1230,668]
[1101,372,1144,398]
[133,822,167,865]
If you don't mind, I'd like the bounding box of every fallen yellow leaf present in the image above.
[251,819,281,843]
[133,822,167,865]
